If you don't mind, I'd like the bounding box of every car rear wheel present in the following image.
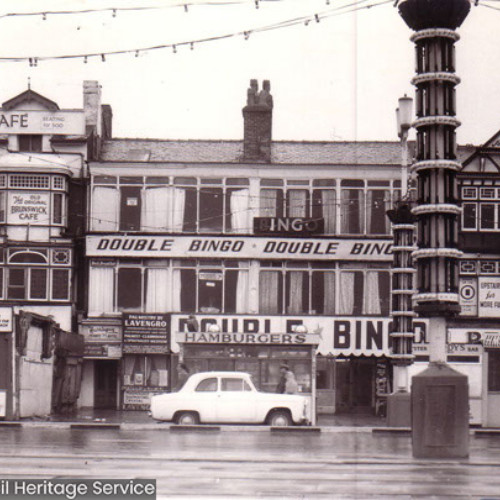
[175,411,200,425]
[267,410,292,427]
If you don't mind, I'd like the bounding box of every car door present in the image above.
[216,377,257,423]
[193,376,219,422]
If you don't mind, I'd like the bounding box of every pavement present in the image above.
[2,409,500,435]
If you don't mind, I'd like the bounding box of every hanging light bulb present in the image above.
[84,56,88,63]
[112,9,117,17]
[255,0,259,9]
[244,31,250,40]
[304,19,310,26]
[184,4,188,12]
[172,45,177,54]
[101,54,106,62]
[42,13,47,20]
[315,14,320,23]
[135,50,139,58]
[190,42,194,50]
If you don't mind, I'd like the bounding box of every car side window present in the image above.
[195,377,218,392]
[221,378,252,392]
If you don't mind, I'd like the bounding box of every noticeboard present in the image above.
[122,313,170,354]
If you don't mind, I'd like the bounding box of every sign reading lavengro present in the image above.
[122,314,169,354]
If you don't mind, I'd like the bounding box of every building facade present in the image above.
[0,82,104,418]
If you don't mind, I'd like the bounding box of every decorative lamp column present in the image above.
[385,96,417,426]
[398,0,470,458]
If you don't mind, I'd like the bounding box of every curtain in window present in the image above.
[323,272,336,315]
[321,190,336,233]
[341,190,364,234]
[259,271,280,314]
[88,267,114,314]
[339,272,355,315]
[92,187,119,231]
[172,188,186,232]
[236,265,249,313]
[142,187,172,231]
[260,189,278,217]
[145,268,169,312]
[366,190,390,234]
[365,271,381,315]
[230,188,250,233]
[172,268,182,311]
[287,271,304,314]
[288,190,307,217]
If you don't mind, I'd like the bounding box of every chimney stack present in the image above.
[242,79,273,162]
[83,80,102,136]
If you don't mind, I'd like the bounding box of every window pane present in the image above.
[0,268,3,298]
[8,268,25,299]
[30,269,47,299]
[183,188,198,232]
[180,269,196,312]
[19,135,42,152]
[199,188,223,232]
[120,186,142,231]
[463,203,477,229]
[341,189,365,234]
[117,268,142,309]
[259,271,283,314]
[481,204,495,230]
[221,378,245,391]
[0,191,5,222]
[198,270,222,313]
[196,377,218,392]
[53,193,63,224]
[52,269,70,300]
[488,351,500,392]
[286,271,309,314]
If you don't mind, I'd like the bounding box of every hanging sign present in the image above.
[478,277,500,317]
[122,313,170,354]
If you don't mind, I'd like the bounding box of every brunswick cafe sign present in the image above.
[86,235,393,261]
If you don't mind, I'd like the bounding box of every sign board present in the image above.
[7,192,50,225]
[253,217,325,236]
[459,278,478,316]
[83,344,122,359]
[86,235,393,262]
[123,389,165,409]
[0,110,85,135]
[483,333,500,349]
[171,314,430,357]
[122,313,169,354]
[412,343,482,358]
[0,307,13,332]
[478,277,500,317]
[79,324,122,343]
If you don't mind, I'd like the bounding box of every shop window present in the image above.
[18,135,42,152]
[123,355,169,388]
[488,351,500,392]
[196,377,218,392]
[117,267,142,310]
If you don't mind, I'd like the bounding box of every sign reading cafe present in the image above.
[87,235,393,262]
[0,110,85,135]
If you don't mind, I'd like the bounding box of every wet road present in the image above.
[1,427,500,499]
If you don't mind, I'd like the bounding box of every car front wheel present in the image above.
[267,410,292,427]
[175,411,200,425]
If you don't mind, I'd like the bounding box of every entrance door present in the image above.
[94,360,118,409]
[335,358,375,414]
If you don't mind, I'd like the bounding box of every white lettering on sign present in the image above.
[87,235,393,261]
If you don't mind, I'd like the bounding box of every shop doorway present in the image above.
[94,360,118,409]
[335,358,375,414]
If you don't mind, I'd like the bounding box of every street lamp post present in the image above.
[386,95,417,426]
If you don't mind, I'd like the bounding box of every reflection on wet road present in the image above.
[1,428,500,498]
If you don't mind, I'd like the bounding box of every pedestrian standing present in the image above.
[175,363,190,391]
[276,364,289,394]
[285,370,299,395]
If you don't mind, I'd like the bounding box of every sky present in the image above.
[0,0,498,145]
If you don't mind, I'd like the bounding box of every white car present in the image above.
[150,371,310,426]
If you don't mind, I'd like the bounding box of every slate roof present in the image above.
[100,138,475,165]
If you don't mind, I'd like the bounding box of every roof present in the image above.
[99,138,475,165]
[2,88,59,111]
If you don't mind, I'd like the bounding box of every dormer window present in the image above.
[18,134,42,152]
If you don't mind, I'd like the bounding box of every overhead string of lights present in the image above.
[0,0,392,64]
[0,0,343,21]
